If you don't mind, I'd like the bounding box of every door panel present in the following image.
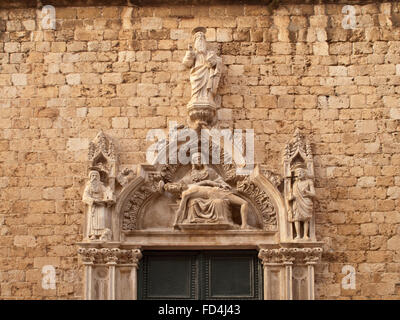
[138,250,262,300]
[204,253,259,299]
[139,251,198,300]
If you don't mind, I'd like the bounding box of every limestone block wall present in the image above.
[0,1,399,299]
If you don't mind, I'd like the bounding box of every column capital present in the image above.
[258,247,322,265]
[121,248,143,268]
[78,247,143,266]
[78,247,97,265]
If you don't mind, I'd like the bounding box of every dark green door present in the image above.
[138,250,262,300]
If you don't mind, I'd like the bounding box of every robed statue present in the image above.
[288,167,316,240]
[182,27,222,127]
[83,170,115,241]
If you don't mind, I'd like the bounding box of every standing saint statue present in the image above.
[288,167,316,240]
[162,152,251,229]
[82,170,115,241]
[182,27,222,127]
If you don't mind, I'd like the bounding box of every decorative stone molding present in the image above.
[260,165,283,188]
[236,176,277,230]
[78,247,143,265]
[258,247,323,265]
[122,179,160,231]
[78,247,98,264]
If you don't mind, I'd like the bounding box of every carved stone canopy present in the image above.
[88,130,117,186]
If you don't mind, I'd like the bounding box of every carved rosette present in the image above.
[78,248,142,266]
[236,176,277,231]
[258,247,322,265]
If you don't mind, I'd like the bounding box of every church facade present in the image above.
[0,0,399,299]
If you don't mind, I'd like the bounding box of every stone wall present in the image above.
[0,1,399,299]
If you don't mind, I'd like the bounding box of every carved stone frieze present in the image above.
[258,247,322,265]
[77,247,98,264]
[236,176,277,230]
[122,177,161,231]
[78,248,142,265]
[260,165,283,188]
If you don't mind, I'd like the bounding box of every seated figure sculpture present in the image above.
[162,152,251,230]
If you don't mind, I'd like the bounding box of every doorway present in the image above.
[138,250,262,300]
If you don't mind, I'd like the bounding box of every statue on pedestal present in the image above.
[83,170,115,241]
[182,27,222,128]
[288,167,315,240]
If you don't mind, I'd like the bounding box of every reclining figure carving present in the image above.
[160,152,251,230]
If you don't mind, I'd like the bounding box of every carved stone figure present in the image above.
[162,152,250,229]
[283,129,316,241]
[288,167,315,240]
[117,167,135,187]
[182,27,222,128]
[83,170,115,241]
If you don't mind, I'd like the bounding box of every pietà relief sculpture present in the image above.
[78,27,323,300]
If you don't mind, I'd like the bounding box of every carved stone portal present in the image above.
[77,29,322,300]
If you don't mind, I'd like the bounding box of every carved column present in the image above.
[128,249,142,300]
[303,248,322,300]
[281,248,296,300]
[78,248,97,300]
[101,248,119,300]
[258,248,293,300]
